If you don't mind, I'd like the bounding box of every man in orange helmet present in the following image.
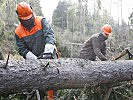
[79,24,112,61]
[15,2,57,100]
[15,2,57,60]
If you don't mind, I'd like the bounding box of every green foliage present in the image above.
[29,0,43,16]
[56,82,133,100]
[129,11,133,29]
[0,48,4,60]
[52,0,68,29]
[55,33,71,57]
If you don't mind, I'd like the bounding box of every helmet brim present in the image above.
[105,32,112,36]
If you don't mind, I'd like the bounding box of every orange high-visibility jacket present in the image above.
[15,16,55,59]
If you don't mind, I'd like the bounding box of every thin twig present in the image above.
[4,52,10,69]
[114,90,130,99]
[73,95,77,100]
[36,90,41,100]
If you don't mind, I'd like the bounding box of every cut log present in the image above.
[0,58,133,94]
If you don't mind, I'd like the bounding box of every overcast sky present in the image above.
[40,0,133,24]
[40,0,59,21]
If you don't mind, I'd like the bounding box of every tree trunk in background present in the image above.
[78,0,83,34]
[0,49,4,60]
[0,58,133,95]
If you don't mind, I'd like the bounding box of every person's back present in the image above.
[80,33,107,61]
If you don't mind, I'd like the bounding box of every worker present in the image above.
[79,24,112,61]
[15,2,57,100]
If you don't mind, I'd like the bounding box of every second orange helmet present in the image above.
[101,24,112,35]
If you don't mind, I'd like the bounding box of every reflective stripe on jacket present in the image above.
[15,16,55,59]
[79,33,108,61]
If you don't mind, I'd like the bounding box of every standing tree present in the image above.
[52,0,68,34]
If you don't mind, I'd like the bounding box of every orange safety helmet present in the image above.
[16,2,33,20]
[101,24,112,35]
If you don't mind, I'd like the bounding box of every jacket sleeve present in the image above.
[92,37,108,61]
[101,43,107,56]
[41,18,55,44]
[15,34,29,59]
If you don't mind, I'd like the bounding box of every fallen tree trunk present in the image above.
[0,58,133,94]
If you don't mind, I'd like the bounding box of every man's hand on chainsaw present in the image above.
[37,44,55,59]
[37,52,53,59]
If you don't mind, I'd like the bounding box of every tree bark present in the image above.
[0,58,133,94]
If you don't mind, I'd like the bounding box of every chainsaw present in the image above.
[114,48,133,60]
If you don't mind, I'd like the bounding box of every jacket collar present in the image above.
[99,32,108,41]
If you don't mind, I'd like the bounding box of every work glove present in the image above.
[44,44,55,53]
[26,51,37,60]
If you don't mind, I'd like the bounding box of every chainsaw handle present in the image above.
[37,53,53,59]
[114,50,127,60]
